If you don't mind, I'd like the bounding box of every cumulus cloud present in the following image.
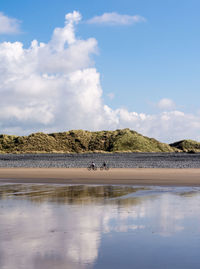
[87,12,146,26]
[0,10,200,143]
[103,106,200,142]
[0,11,104,133]
[157,98,176,110]
[0,12,21,34]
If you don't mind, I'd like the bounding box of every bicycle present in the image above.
[100,165,109,170]
[87,164,97,171]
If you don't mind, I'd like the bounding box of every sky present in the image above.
[0,0,200,142]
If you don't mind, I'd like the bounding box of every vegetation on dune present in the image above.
[111,129,174,152]
[0,128,185,153]
[170,139,200,153]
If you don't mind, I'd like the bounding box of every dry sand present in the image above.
[0,168,200,186]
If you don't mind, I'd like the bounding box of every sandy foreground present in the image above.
[0,168,200,186]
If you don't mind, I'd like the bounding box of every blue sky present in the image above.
[0,0,200,142]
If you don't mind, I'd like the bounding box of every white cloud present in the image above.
[0,11,103,132]
[0,12,21,34]
[103,107,200,142]
[87,12,146,26]
[158,98,176,110]
[0,11,200,143]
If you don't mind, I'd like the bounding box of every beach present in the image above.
[0,168,200,186]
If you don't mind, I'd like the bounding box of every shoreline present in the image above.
[0,168,200,186]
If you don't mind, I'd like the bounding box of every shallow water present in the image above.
[0,184,200,269]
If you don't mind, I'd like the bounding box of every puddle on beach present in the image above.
[0,184,200,269]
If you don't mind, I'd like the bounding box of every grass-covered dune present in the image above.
[170,140,200,153]
[0,128,178,153]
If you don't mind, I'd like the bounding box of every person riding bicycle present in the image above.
[87,161,97,170]
[100,161,109,170]
[91,161,96,169]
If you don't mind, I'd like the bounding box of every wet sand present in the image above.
[0,168,200,186]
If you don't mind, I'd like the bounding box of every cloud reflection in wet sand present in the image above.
[0,184,200,269]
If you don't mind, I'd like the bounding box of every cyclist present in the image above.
[100,161,109,170]
[103,161,107,168]
[91,161,96,169]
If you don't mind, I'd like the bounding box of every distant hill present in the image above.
[0,128,177,153]
[170,140,200,153]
